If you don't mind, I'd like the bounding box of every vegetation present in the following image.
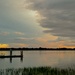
[0,47,75,51]
[0,67,75,75]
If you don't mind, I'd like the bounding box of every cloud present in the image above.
[0,0,75,48]
[0,32,9,36]
[35,34,58,42]
[10,43,28,48]
[15,43,28,47]
[0,0,42,35]
[14,32,25,35]
[0,44,9,48]
[28,41,65,48]
[0,0,45,47]
[25,0,75,38]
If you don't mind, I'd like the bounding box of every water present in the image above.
[0,50,75,69]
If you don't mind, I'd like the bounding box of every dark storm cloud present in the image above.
[26,0,75,38]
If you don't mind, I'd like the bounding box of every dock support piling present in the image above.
[10,49,12,63]
[21,50,23,62]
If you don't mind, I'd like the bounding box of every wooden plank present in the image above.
[0,55,22,58]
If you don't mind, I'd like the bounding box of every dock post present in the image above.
[20,50,23,62]
[10,49,12,63]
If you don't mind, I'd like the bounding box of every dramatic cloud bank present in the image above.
[0,0,44,47]
[0,0,75,48]
[25,0,75,38]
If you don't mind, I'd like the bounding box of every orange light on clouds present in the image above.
[36,34,58,42]
[63,46,75,48]
[0,44,9,48]
[10,43,28,48]
[0,44,9,55]
[17,43,28,47]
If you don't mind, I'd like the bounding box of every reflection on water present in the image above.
[0,51,8,55]
[0,50,75,69]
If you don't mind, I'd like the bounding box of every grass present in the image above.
[0,67,75,75]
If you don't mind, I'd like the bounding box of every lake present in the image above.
[0,50,75,69]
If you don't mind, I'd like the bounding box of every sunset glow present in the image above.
[0,44,9,48]
[0,0,75,48]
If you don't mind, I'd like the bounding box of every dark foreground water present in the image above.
[0,50,75,69]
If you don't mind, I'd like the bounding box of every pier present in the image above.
[0,49,23,63]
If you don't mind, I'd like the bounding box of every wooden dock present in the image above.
[0,55,23,58]
[0,50,23,63]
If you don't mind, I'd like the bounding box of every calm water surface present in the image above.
[0,50,75,69]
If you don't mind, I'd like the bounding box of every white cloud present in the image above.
[14,32,25,35]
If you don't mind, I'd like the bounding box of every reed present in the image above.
[0,67,75,75]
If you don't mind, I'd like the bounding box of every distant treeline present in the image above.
[0,67,75,75]
[0,47,75,51]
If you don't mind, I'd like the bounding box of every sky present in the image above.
[0,0,75,48]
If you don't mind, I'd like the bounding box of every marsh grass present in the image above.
[0,67,75,75]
